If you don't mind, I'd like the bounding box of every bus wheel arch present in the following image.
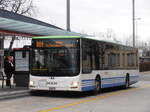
[93,75,101,94]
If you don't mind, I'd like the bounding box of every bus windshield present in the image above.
[31,38,80,76]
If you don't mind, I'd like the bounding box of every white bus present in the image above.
[29,36,139,93]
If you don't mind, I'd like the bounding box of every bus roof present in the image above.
[32,36,135,49]
[32,36,81,39]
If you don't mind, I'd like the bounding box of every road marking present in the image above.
[39,84,150,112]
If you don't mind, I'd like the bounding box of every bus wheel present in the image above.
[125,75,130,89]
[93,77,101,94]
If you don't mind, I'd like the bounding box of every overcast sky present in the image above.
[33,0,150,43]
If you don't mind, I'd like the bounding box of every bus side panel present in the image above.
[100,70,139,88]
[80,69,139,91]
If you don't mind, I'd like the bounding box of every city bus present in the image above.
[29,36,139,93]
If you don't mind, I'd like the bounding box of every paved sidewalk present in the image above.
[0,81,30,100]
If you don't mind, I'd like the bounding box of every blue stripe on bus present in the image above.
[81,76,138,82]
[82,79,94,82]
[81,86,95,91]
[81,79,94,87]
[130,75,139,77]
[130,75,139,79]
[81,81,138,91]
[81,82,125,91]
[101,82,125,88]
[102,76,125,80]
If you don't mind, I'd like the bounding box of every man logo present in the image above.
[47,82,57,85]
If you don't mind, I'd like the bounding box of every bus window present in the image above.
[93,43,99,70]
[99,43,104,70]
[82,44,92,73]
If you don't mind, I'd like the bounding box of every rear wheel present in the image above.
[125,76,130,89]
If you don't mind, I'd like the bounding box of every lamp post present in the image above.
[135,18,141,47]
[66,0,70,31]
[132,0,135,47]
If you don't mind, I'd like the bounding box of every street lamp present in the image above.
[132,0,135,47]
[135,18,141,47]
[66,0,70,31]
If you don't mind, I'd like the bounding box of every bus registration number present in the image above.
[49,87,55,90]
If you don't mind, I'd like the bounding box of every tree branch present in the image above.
[0,0,35,16]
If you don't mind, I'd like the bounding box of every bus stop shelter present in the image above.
[0,9,83,66]
[0,9,83,86]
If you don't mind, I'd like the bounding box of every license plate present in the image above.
[49,87,55,90]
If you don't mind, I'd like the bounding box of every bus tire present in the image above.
[93,76,101,94]
[125,75,130,89]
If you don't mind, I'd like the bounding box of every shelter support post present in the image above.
[8,36,16,56]
[0,34,4,72]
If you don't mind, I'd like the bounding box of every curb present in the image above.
[0,90,30,100]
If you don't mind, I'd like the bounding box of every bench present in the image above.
[0,69,7,88]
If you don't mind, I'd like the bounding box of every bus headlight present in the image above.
[29,81,35,87]
[71,81,79,88]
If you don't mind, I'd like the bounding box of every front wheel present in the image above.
[93,77,101,94]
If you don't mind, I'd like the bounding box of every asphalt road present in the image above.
[0,74,150,112]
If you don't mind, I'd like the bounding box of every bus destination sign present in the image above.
[35,41,75,48]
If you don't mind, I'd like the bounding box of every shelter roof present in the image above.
[0,9,83,37]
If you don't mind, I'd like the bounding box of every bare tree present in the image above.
[0,0,35,16]
[0,0,9,9]
[105,28,115,39]
[0,0,36,55]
